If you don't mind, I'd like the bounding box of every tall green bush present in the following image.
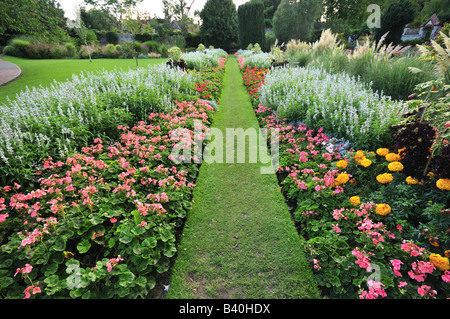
[238,0,267,51]
[199,0,238,52]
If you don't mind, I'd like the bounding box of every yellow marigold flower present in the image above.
[376,148,389,156]
[349,196,360,206]
[354,151,365,164]
[335,173,350,185]
[406,176,419,185]
[375,204,391,216]
[336,160,348,169]
[436,179,450,191]
[429,253,450,271]
[360,158,372,167]
[376,173,393,184]
[388,161,404,172]
[385,153,401,162]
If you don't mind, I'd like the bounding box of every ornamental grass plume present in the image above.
[388,161,404,172]
[376,204,392,216]
[429,253,450,271]
[376,173,394,184]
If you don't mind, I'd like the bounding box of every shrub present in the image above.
[65,43,77,57]
[143,41,159,53]
[3,45,19,57]
[105,31,119,45]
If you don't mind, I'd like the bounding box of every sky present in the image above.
[58,0,250,20]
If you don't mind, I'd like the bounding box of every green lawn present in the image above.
[166,56,320,299]
[0,56,166,102]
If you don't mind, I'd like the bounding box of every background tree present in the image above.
[273,0,323,44]
[80,7,121,31]
[83,0,143,20]
[0,0,67,43]
[261,0,282,28]
[121,6,153,68]
[162,0,195,36]
[375,0,417,44]
[238,0,267,50]
[199,0,238,51]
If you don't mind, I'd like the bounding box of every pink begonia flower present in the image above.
[398,281,408,288]
[417,285,437,298]
[15,264,33,277]
[390,259,404,276]
[0,213,8,223]
[332,224,341,233]
[106,255,124,272]
[442,271,450,283]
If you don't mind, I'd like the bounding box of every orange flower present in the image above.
[375,204,391,216]
[335,173,350,185]
[388,161,404,172]
[376,148,389,156]
[336,160,348,169]
[429,253,450,271]
[349,196,361,206]
[376,173,393,184]
[406,176,418,185]
[385,153,401,162]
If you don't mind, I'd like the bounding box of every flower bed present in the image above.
[241,65,450,299]
[0,57,227,299]
[258,66,408,150]
[0,65,200,187]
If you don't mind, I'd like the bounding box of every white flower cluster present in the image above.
[184,49,228,70]
[0,64,199,166]
[258,66,409,148]
[241,53,272,69]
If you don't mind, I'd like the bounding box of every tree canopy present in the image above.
[0,0,66,41]
[273,0,323,44]
[238,0,267,50]
[199,0,238,51]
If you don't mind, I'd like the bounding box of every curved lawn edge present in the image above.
[166,56,321,299]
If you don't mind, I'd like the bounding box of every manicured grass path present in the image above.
[166,56,320,299]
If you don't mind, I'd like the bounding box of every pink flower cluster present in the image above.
[359,280,387,299]
[106,255,124,272]
[352,247,374,271]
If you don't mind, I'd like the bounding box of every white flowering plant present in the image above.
[0,65,200,186]
[258,66,409,149]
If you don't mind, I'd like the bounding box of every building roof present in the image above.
[422,13,441,27]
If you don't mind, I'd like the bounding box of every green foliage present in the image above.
[238,0,267,51]
[79,7,120,31]
[272,0,323,43]
[199,0,239,52]
[0,0,67,42]
[375,0,417,45]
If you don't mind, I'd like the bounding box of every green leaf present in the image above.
[77,238,91,254]
[43,263,59,276]
[119,271,135,288]
[119,230,133,244]
[52,237,66,251]
[133,243,142,255]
